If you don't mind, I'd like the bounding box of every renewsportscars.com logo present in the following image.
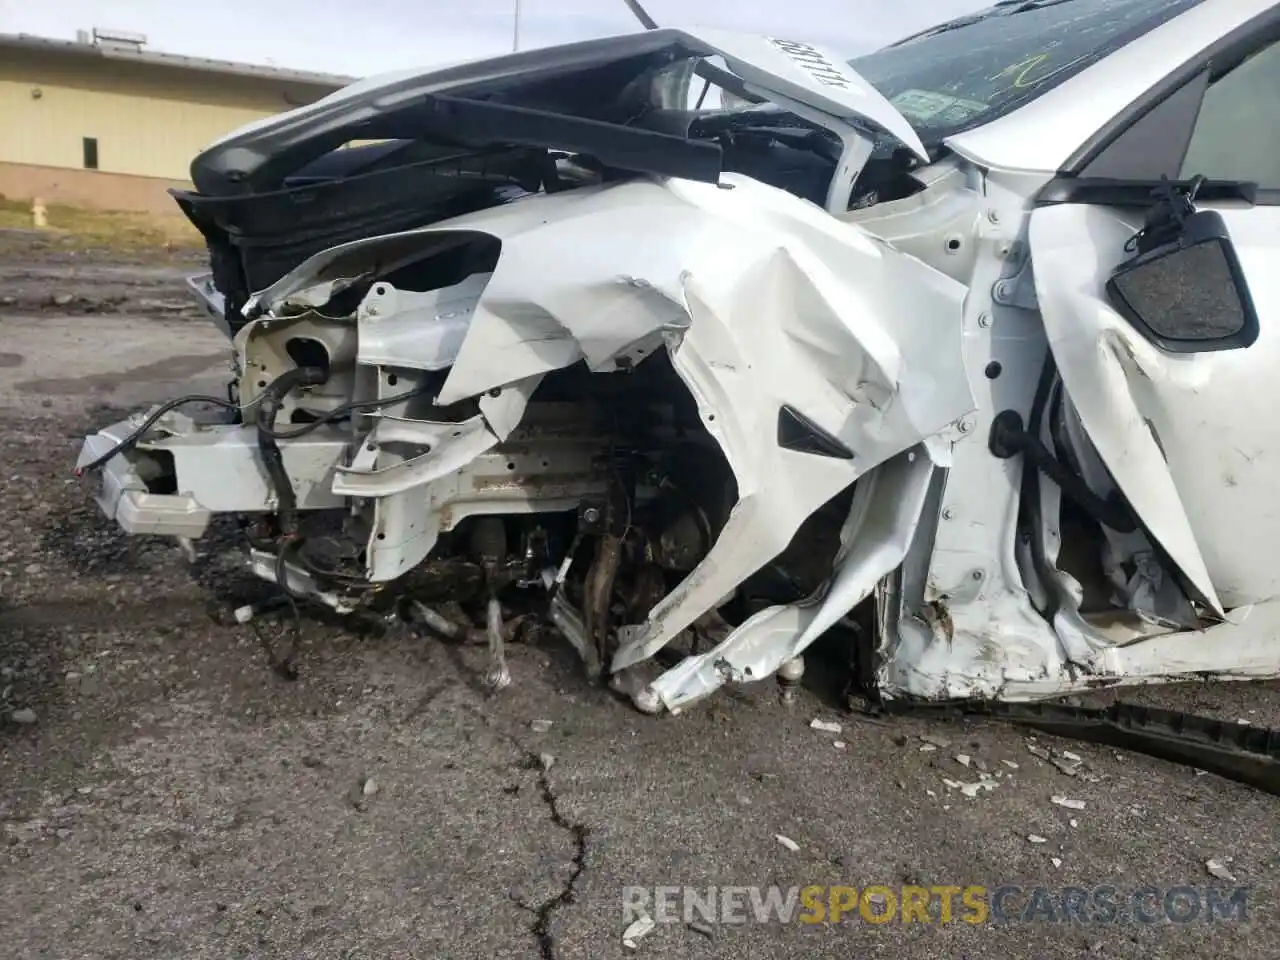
[622,884,1250,926]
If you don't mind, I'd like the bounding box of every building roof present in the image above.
[0,31,355,89]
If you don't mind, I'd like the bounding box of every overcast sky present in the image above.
[0,0,989,78]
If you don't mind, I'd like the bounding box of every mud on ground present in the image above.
[1,240,1277,960]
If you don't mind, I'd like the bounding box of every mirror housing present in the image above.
[1105,208,1259,353]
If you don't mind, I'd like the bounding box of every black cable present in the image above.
[254,367,325,682]
[75,392,254,476]
[990,408,1137,534]
[255,366,327,535]
[296,540,372,586]
[260,382,437,440]
[77,378,432,474]
[1125,174,1206,255]
[259,534,303,680]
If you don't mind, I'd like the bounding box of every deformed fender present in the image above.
[649,445,937,711]
[253,174,974,666]
[428,175,971,669]
[1028,204,1222,616]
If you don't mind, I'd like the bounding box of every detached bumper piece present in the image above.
[76,415,348,539]
[76,423,211,538]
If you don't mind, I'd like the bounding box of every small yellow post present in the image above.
[31,197,47,229]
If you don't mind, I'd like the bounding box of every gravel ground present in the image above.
[1,241,1277,960]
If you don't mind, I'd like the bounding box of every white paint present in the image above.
[649,447,936,710]
[676,27,929,162]
[356,274,490,372]
[1029,203,1273,612]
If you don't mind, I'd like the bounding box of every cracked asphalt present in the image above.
[2,239,1279,960]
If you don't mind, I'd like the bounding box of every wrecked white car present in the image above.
[78,0,1280,717]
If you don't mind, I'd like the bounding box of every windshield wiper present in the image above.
[995,0,1081,10]
[887,13,991,47]
[889,0,1081,46]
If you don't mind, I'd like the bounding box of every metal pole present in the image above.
[621,0,659,29]
[512,0,521,52]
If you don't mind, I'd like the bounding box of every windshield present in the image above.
[846,0,1205,146]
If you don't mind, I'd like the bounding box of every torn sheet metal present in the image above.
[608,179,969,670]
[884,594,1280,703]
[249,230,493,319]
[253,174,973,644]
[356,273,491,372]
[1029,204,1224,614]
[649,446,936,710]
[76,1,1280,719]
[373,173,972,669]
[354,426,611,582]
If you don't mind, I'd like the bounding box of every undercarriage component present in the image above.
[410,601,484,644]
[876,698,1280,798]
[776,655,806,702]
[484,593,511,690]
[407,599,528,644]
[584,534,624,671]
[549,589,600,676]
[609,662,664,715]
[249,546,361,614]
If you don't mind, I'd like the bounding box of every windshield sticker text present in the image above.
[768,38,861,93]
[892,89,988,124]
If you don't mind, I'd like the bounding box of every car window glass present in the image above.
[1180,41,1280,187]
[846,0,1202,146]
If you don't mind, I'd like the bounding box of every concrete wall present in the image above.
[0,47,339,212]
[0,162,190,216]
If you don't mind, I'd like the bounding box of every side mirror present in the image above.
[1105,209,1259,353]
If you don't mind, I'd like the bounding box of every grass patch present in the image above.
[0,197,204,254]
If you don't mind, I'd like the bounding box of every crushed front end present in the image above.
[76,29,976,712]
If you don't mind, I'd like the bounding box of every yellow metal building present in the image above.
[0,30,352,215]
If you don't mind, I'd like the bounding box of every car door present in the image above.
[1028,29,1280,612]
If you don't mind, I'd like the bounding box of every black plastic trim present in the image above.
[1035,176,1258,208]
[415,95,724,184]
[1064,5,1280,175]
[873,699,1280,797]
[191,29,718,196]
[1078,70,1210,181]
[776,405,855,460]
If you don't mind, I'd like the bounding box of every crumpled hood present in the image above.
[188,27,925,198]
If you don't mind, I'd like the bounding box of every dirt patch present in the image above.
[0,256,206,319]
[16,352,230,396]
[0,199,203,255]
